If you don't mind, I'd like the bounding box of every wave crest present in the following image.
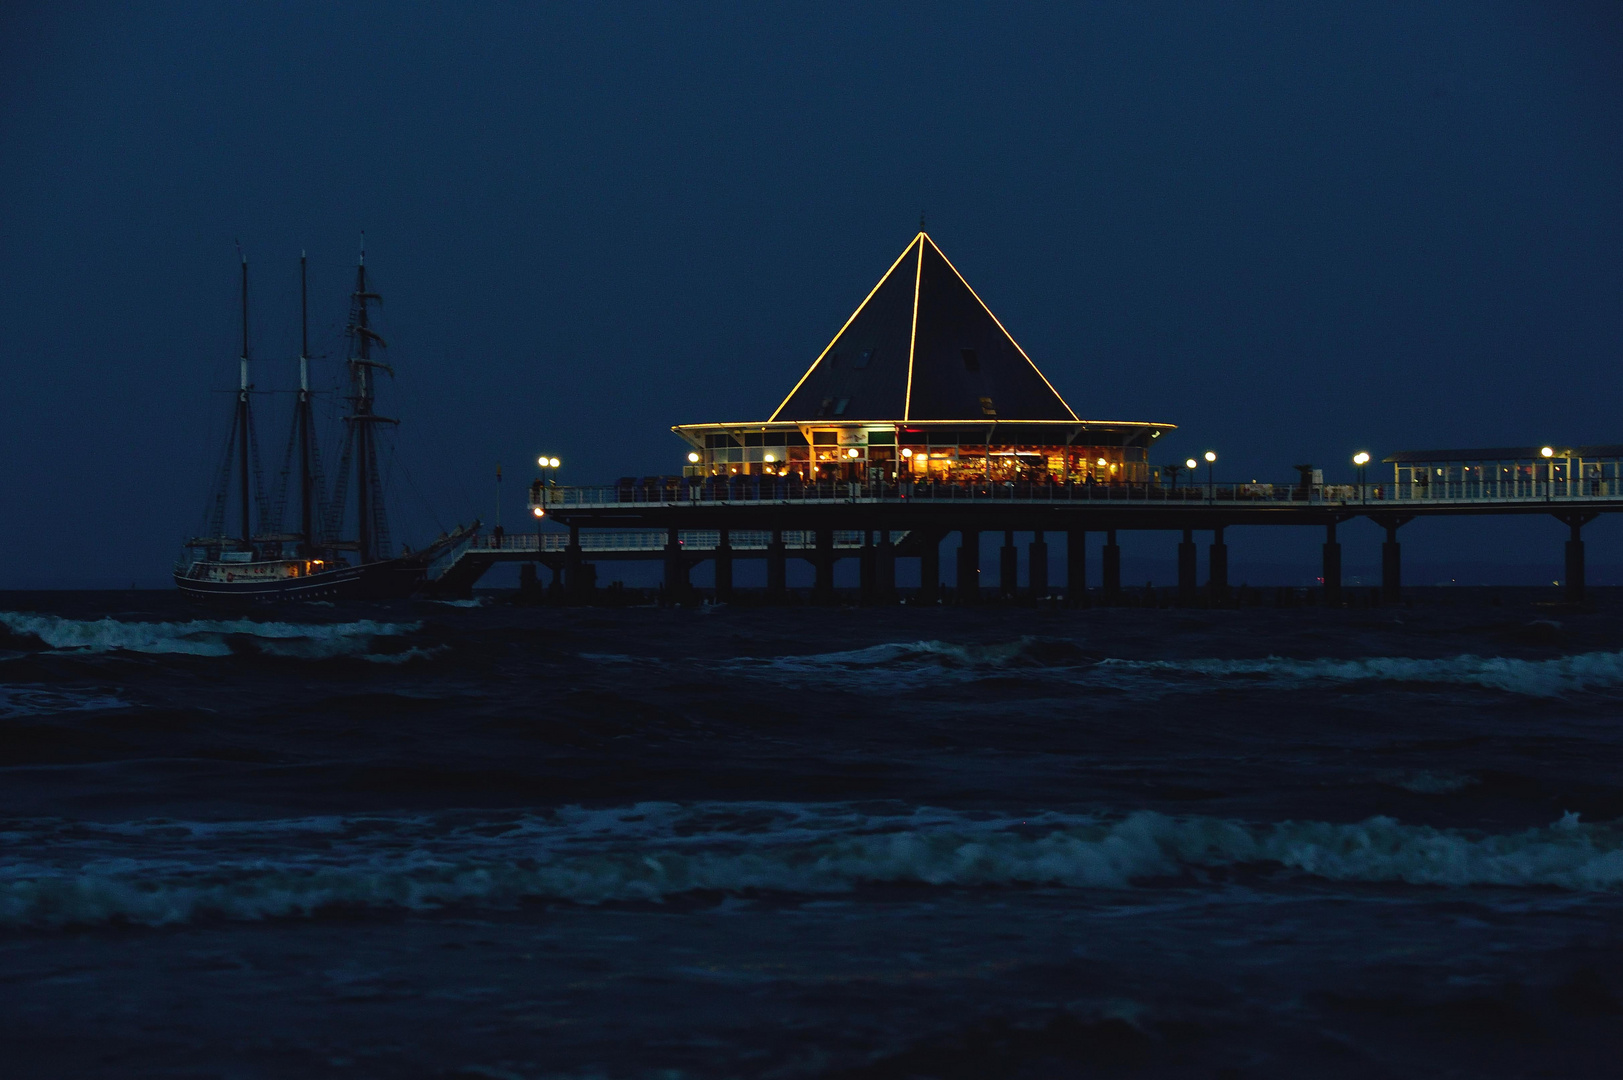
[5,806,1622,928]
[720,637,1623,697]
[0,612,420,659]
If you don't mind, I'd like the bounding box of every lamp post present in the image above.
[1353,451,1370,503]
[1204,450,1217,499]
[536,455,561,512]
[1184,458,1197,497]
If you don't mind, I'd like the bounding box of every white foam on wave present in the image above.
[4,802,1622,927]
[722,636,1623,698]
[0,612,420,659]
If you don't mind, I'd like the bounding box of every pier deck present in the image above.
[412,479,1623,604]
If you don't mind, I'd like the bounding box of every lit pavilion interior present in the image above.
[673,231,1173,484]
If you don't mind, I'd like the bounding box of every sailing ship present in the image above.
[175,245,465,600]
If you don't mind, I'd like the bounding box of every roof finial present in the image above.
[919,211,926,233]
[359,230,366,265]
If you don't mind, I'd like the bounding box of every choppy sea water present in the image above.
[2,591,1622,1078]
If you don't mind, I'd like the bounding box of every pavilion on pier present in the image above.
[672,232,1174,485]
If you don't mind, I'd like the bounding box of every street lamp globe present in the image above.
[1541,446,1555,458]
[687,452,700,463]
[1185,458,1198,470]
[1353,452,1370,466]
[1204,451,1217,463]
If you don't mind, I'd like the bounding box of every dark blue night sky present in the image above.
[3,2,1620,587]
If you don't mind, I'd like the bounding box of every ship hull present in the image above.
[173,559,424,601]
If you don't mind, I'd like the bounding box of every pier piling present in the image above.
[766,530,787,601]
[920,532,941,605]
[1379,518,1405,602]
[1323,521,1342,605]
[1209,526,1229,600]
[1067,529,1086,606]
[1029,530,1049,599]
[1177,529,1197,605]
[814,528,835,605]
[1102,530,1122,601]
[1559,513,1596,603]
[663,525,687,601]
[1000,530,1017,598]
[876,528,896,603]
[957,529,981,604]
[714,528,733,602]
[859,531,876,604]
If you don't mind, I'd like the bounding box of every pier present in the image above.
[436,233,1623,606]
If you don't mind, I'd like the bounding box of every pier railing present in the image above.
[531,477,1623,510]
[465,530,895,554]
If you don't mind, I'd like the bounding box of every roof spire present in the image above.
[919,211,926,233]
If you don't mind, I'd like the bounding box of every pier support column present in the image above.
[1559,514,1595,603]
[1102,530,1122,602]
[1208,526,1228,601]
[859,530,876,605]
[1381,520,1403,603]
[1067,530,1086,606]
[957,529,981,604]
[1177,528,1197,605]
[766,530,787,603]
[714,528,733,603]
[566,525,586,603]
[663,525,687,603]
[814,528,835,605]
[1323,521,1342,606]
[1029,531,1049,600]
[919,532,941,605]
[1000,530,1018,599]
[876,528,896,604]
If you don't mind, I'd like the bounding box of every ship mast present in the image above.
[297,252,314,548]
[343,235,395,563]
[237,250,252,546]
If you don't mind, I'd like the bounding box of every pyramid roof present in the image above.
[769,233,1079,423]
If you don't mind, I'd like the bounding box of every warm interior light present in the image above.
[847,448,860,458]
[1204,451,1217,463]
[901,448,913,458]
[1096,457,1107,467]
[764,453,775,463]
[1353,452,1371,465]
[1185,458,1197,470]
[1541,446,1554,458]
[532,507,544,518]
[687,452,700,463]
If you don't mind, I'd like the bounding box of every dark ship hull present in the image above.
[172,559,420,601]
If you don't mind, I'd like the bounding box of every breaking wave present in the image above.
[719,637,1623,697]
[4,802,1622,928]
[0,612,420,660]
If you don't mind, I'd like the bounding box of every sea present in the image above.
[2,588,1622,1078]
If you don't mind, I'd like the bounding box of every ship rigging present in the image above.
[175,243,466,599]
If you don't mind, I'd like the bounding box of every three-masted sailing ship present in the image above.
[175,246,463,599]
